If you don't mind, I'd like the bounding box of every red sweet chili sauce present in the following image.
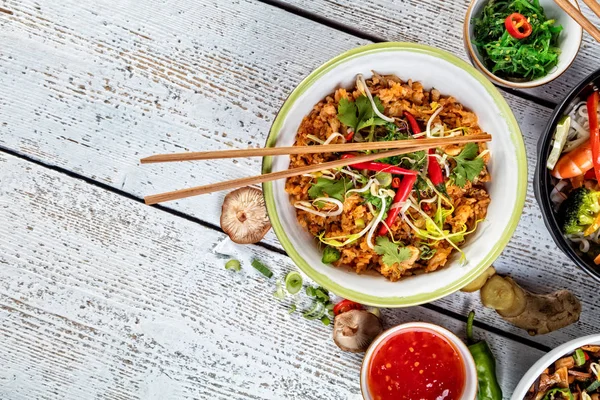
[367,328,466,400]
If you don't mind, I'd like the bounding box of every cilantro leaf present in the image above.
[450,143,485,187]
[374,236,413,267]
[337,98,358,130]
[337,94,387,134]
[308,177,353,202]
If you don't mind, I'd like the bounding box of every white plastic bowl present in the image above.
[262,43,527,307]
[464,0,583,88]
[360,322,478,400]
[511,334,600,399]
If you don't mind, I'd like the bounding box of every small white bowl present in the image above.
[263,43,527,307]
[511,334,600,399]
[359,322,478,400]
[464,0,583,88]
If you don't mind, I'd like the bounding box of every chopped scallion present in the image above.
[225,259,241,271]
[285,271,303,295]
[574,348,586,366]
[251,259,273,278]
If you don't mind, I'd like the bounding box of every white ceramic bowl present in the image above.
[262,43,527,307]
[360,322,478,400]
[464,0,583,88]
[511,334,600,399]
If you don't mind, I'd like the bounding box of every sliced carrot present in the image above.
[571,175,585,189]
[584,212,600,236]
[594,253,600,265]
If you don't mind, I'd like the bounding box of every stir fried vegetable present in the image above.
[526,346,600,400]
[473,0,562,80]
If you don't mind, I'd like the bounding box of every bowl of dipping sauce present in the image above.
[360,322,478,400]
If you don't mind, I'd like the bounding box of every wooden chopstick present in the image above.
[582,0,600,19]
[554,0,600,42]
[144,134,491,204]
[144,145,431,204]
[140,134,491,164]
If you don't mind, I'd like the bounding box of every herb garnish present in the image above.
[337,95,388,134]
[374,236,412,267]
[308,177,353,202]
[451,143,485,187]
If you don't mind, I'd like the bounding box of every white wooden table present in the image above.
[1,1,600,398]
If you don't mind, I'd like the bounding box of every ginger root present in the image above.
[480,275,581,336]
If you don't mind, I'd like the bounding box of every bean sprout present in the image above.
[356,74,395,123]
[323,132,346,145]
[366,189,389,249]
[306,134,325,144]
[294,197,344,218]
[426,106,445,138]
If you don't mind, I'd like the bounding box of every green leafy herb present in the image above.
[450,143,485,187]
[337,95,387,134]
[308,177,353,202]
[472,0,563,80]
[374,236,413,267]
[251,258,273,278]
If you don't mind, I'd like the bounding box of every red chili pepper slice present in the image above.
[341,154,417,176]
[585,169,597,180]
[588,91,600,182]
[404,111,446,190]
[345,131,355,142]
[392,177,401,188]
[333,299,363,316]
[378,174,417,236]
[505,13,532,39]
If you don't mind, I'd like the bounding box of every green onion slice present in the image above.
[251,259,273,278]
[321,316,331,326]
[285,271,303,295]
[586,380,600,393]
[273,280,285,300]
[303,301,326,320]
[225,259,241,271]
[574,348,586,366]
[288,304,297,314]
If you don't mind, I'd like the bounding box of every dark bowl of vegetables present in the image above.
[464,0,582,88]
[535,68,600,282]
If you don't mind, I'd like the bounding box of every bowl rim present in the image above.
[534,67,600,283]
[359,322,478,400]
[463,0,583,89]
[510,334,600,399]
[261,42,528,307]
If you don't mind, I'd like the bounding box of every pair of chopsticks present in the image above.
[555,0,600,42]
[141,134,491,205]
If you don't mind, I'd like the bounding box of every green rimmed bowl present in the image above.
[262,42,527,307]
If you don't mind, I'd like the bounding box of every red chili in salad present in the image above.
[505,13,532,39]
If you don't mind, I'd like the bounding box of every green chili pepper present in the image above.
[466,311,503,400]
[542,388,574,400]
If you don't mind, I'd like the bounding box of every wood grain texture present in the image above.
[0,152,545,399]
[0,0,598,367]
[277,0,600,103]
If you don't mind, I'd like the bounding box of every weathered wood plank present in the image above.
[277,0,600,103]
[0,0,597,349]
[0,152,544,399]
